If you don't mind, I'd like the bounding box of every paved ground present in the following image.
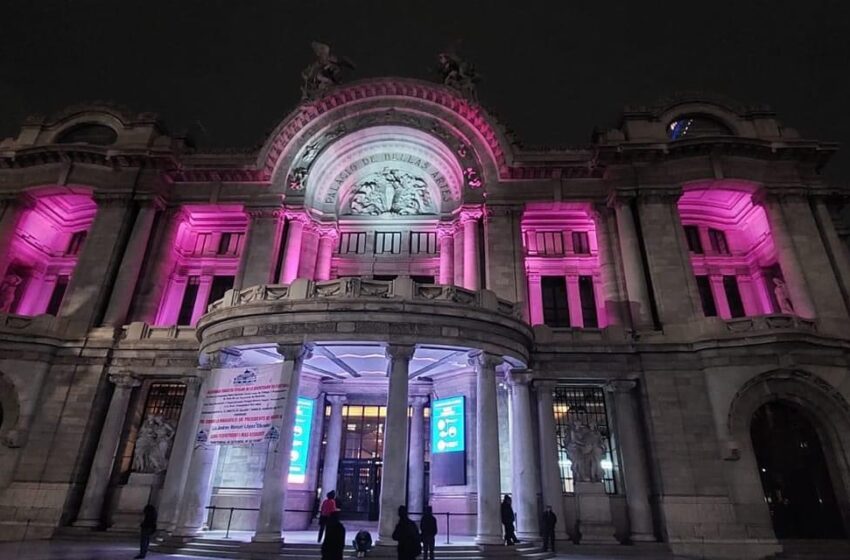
[0,539,681,560]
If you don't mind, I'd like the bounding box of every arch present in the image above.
[666,113,733,140]
[726,369,850,538]
[55,123,118,146]
[43,109,129,145]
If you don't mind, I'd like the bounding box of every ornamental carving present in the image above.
[132,415,175,474]
[346,167,435,216]
[562,420,607,484]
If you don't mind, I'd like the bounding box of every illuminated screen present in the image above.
[288,397,314,483]
[431,396,465,454]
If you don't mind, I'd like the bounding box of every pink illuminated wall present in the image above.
[678,185,779,318]
[0,190,97,317]
[522,203,606,328]
[154,205,248,326]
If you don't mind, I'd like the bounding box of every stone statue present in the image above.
[563,420,606,484]
[300,41,355,100]
[347,167,434,216]
[0,274,22,313]
[773,278,794,314]
[132,415,175,474]
[437,52,479,102]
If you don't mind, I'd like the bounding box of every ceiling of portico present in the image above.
[233,343,474,381]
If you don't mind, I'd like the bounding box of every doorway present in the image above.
[751,401,845,539]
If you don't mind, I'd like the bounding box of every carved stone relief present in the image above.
[346,167,435,216]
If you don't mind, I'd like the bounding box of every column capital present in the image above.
[317,225,340,240]
[409,395,429,407]
[437,222,456,239]
[108,374,141,389]
[460,205,484,224]
[604,379,638,394]
[326,394,347,406]
[284,208,311,224]
[468,350,503,370]
[246,206,282,220]
[180,375,204,389]
[278,343,313,362]
[507,370,534,387]
[385,343,416,362]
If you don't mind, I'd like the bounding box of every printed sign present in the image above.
[288,397,315,483]
[196,364,291,445]
[431,396,465,454]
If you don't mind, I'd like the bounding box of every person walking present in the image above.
[500,495,519,546]
[318,490,339,543]
[419,504,437,560]
[321,511,346,560]
[541,504,557,552]
[392,505,422,560]
[134,504,157,559]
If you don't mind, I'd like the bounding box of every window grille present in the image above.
[374,232,402,254]
[571,231,590,255]
[409,232,437,255]
[338,232,367,254]
[534,231,565,255]
[552,385,618,494]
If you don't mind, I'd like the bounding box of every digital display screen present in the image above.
[288,397,314,483]
[431,396,465,454]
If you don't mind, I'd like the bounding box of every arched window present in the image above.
[668,114,732,140]
[56,123,118,146]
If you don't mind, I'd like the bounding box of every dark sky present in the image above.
[2,1,850,180]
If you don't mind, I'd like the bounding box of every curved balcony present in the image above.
[196,277,532,363]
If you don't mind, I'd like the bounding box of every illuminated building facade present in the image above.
[0,80,849,559]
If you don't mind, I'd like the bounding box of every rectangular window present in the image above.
[374,232,401,254]
[552,385,618,494]
[571,231,590,255]
[409,232,437,255]
[217,232,242,255]
[177,276,200,325]
[709,228,730,255]
[578,276,598,328]
[696,275,717,317]
[207,275,234,308]
[541,276,570,327]
[684,225,703,254]
[338,232,367,255]
[45,275,69,316]
[120,382,187,481]
[723,275,746,318]
[534,231,564,255]
[65,231,87,256]
[193,233,211,256]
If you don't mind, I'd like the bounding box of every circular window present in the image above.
[667,115,732,140]
[56,123,118,146]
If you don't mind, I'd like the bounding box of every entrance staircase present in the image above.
[155,536,554,559]
[769,539,850,559]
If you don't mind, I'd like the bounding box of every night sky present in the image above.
[2,1,849,180]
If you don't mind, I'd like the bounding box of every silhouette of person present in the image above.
[135,504,157,559]
[392,505,421,560]
[501,495,518,545]
[542,504,558,552]
[321,511,345,560]
[318,490,339,542]
[419,504,438,560]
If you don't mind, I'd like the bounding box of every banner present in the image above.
[196,364,291,445]
[431,396,467,486]
[288,397,315,483]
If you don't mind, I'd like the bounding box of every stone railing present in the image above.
[723,314,817,334]
[207,277,524,320]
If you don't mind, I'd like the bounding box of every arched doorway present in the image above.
[751,401,845,539]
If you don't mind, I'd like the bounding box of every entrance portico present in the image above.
[166,276,533,545]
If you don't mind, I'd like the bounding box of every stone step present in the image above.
[771,539,850,559]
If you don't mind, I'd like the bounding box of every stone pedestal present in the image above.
[109,473,164,530]
[575,482,617,544]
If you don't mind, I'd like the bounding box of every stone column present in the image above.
[593,204,624,326]
[377,344,414,543]
[461,207,483,291]
[535,381,569,540]
[320,395,347,496]
[605,380,655,542]
[237,208,281,291]
[438,224,455,285]
[813,198,850,312]
[527,272,544,325]
[610,196,654,328]
[407,396,429,517]
[472,351,504,545]
[280,212,307,284]
[566,275,583,327]
[101,200,161,326]
[253,344,311,543]
[315,227,339,282]
[75,374,141,527]
[507,370,542,541]
[158,375,205,532]
[756,192,816,318]
[59,195,134,330]
[190,275,214,324]
[173,440,220,536]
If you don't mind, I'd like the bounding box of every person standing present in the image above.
[392,505,422,560]
[500,495,518,545]
[318,490,339,543]
[419,504,437,560]
[135,504,157,559]
[321,511,346,560]
[542,504,557,552]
